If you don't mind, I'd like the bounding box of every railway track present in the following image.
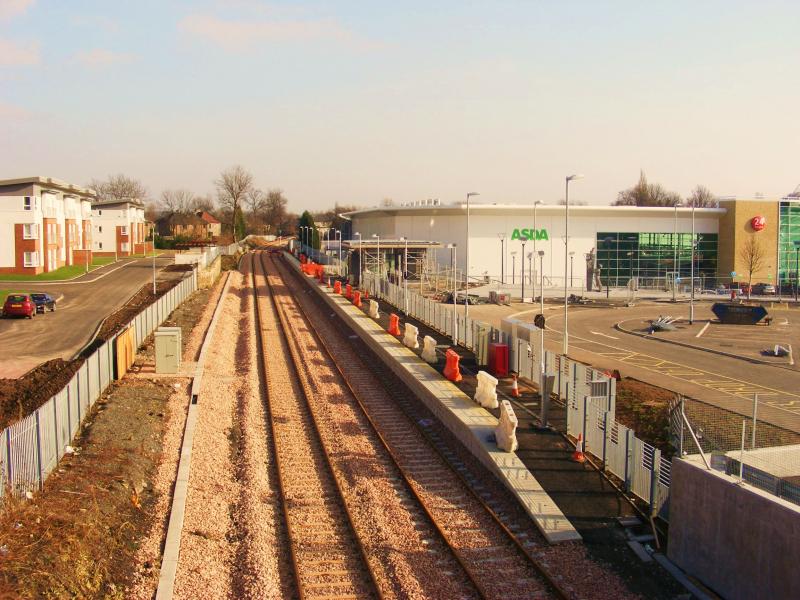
[250,252,380,599]
[266,250,570,599]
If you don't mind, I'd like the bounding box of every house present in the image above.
[92,198,151,256]
[155,210,221,240]
[0,176,95,274]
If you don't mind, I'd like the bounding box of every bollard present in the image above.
[421,336,438,363]
[326,276,331,288]
[388,313,401,336]
[475,370,499,409]
[403,323,419,349]
[443,349,462,382]
[495,400,519,452]
[345,284,353,299]
[333,280,342,295]
[368,299,380,319]
[353,290,362,308]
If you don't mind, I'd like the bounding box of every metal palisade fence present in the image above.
[362,270,671,520]
[0,271,197,499]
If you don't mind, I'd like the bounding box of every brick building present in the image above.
[0,176,95,275]
[92,198,152,256]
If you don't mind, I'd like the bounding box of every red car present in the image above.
[2,294,36,319]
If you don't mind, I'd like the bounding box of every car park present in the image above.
[30,292,56,313]
[751,283,776,295]
[2,294,36,319]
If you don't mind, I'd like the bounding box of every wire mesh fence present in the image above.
[0,272,197,499]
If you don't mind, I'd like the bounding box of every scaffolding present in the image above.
[342,239,442,287]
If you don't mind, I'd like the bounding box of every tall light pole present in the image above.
[335,230,342,276]
[354,232,362,285]
[538,250,545,373]
[511,251,517,285]
[498,233,506,284]
[672,202,682,302]
[569,251,575,289]
[152,231,156,295]
[465,191,480,323]
[521,236,527,302]
[533,200,543,302]
[400,236,409,313]
[563,174,583,356]
[448,243,457,345]
[372,233,380,280]
[689,201,696,324]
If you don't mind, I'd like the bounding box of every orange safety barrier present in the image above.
[353,291,362,308]
[317,265,324,282]
[388,313,401,336]
[334,280,342,294]
[443,349,462,382]
[345,284,353,299]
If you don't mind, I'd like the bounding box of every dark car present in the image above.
[440,291,481,305]
[751,283,776,296]
[2,294,36,318]
[30,292,56,313]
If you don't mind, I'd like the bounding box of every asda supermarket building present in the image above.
[343,197,800,289]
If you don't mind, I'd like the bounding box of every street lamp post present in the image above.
[372,233,380,281]
[354,232,362,285]
[569,251,575,289]
[335,230,342,276]
[527,252,533,291]
[511,251,517,285]
[521,237,527,302]
[538,250,545,373]
[563,174,584,356]
[672,202,681,301]
[498,233,506,284]
[533,200,543,303]
[448,244,458,345]
[690,202,696,324]
[400,236,409,314]
[465,192,480,325]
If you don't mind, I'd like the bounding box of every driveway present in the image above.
[0,256,174,378]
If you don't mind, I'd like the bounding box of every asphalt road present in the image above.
[0,257,174,378]
[540,301,800,433]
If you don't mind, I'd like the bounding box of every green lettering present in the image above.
[511,228,520,240]
[537,229,549,241]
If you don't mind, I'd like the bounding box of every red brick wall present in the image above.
[72,249,92,267]
[64,219,76,265]
[117,225,131,256]
[82,219,91,249]
[0,223,42,275]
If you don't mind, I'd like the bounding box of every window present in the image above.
[23,252,37,267]
[22,224,37,239]
[23,196,31,210]
[120,226,128,236]
[121,242,129,252]
[99,242,103,250]
[98,210,102,215]
[99,226,103,233]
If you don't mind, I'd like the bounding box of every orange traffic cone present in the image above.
[511,373,521,398]
[572,434,586,463]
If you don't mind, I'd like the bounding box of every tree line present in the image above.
[613,171,717,207]
[89,166,296,242]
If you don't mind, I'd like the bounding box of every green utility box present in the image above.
[155,326,182,374]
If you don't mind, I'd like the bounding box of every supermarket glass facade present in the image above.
[596,232,719,288]
[778,201,800,286]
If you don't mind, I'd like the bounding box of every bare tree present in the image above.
[264,189,288,234]
[215,166,254,241]
[89,174,148,202]
[613,171,681,207]
[159,189,195,214]
[191,194,216,213]
[382,197,395,207]
[739,235,767,298]
[687,185,718,208]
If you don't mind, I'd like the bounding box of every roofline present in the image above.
[91,198,145,208]
[343,204,727,218]
[0,176,97,197]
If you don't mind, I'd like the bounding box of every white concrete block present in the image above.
[496,400,519,452]
[403,322,420,349]
[474,370,499,409]
[368,299,380,319]
[421,335,438,363]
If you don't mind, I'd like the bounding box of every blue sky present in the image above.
[1,0,799,211]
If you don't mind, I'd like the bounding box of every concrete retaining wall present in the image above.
[668,457,800,600]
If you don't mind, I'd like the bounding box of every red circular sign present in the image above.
[751,216,766,231]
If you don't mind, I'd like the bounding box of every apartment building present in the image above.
[92,198,151,256]
[0,176,95,275]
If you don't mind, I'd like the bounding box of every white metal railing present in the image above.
[0,271,198,499]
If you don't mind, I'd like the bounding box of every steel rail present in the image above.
[274,252,570,600]
[251,251,381,600]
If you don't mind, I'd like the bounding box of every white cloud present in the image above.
[0,100,31,119]
[0,0,34,21]
[178,13,376,51]
[0,37,39,66]
[73,48,134,67]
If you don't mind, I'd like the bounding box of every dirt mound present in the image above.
[0,358,83,429]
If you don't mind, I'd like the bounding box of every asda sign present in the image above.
[511,228,549,241]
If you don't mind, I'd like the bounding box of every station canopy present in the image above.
[342,239,443,250]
